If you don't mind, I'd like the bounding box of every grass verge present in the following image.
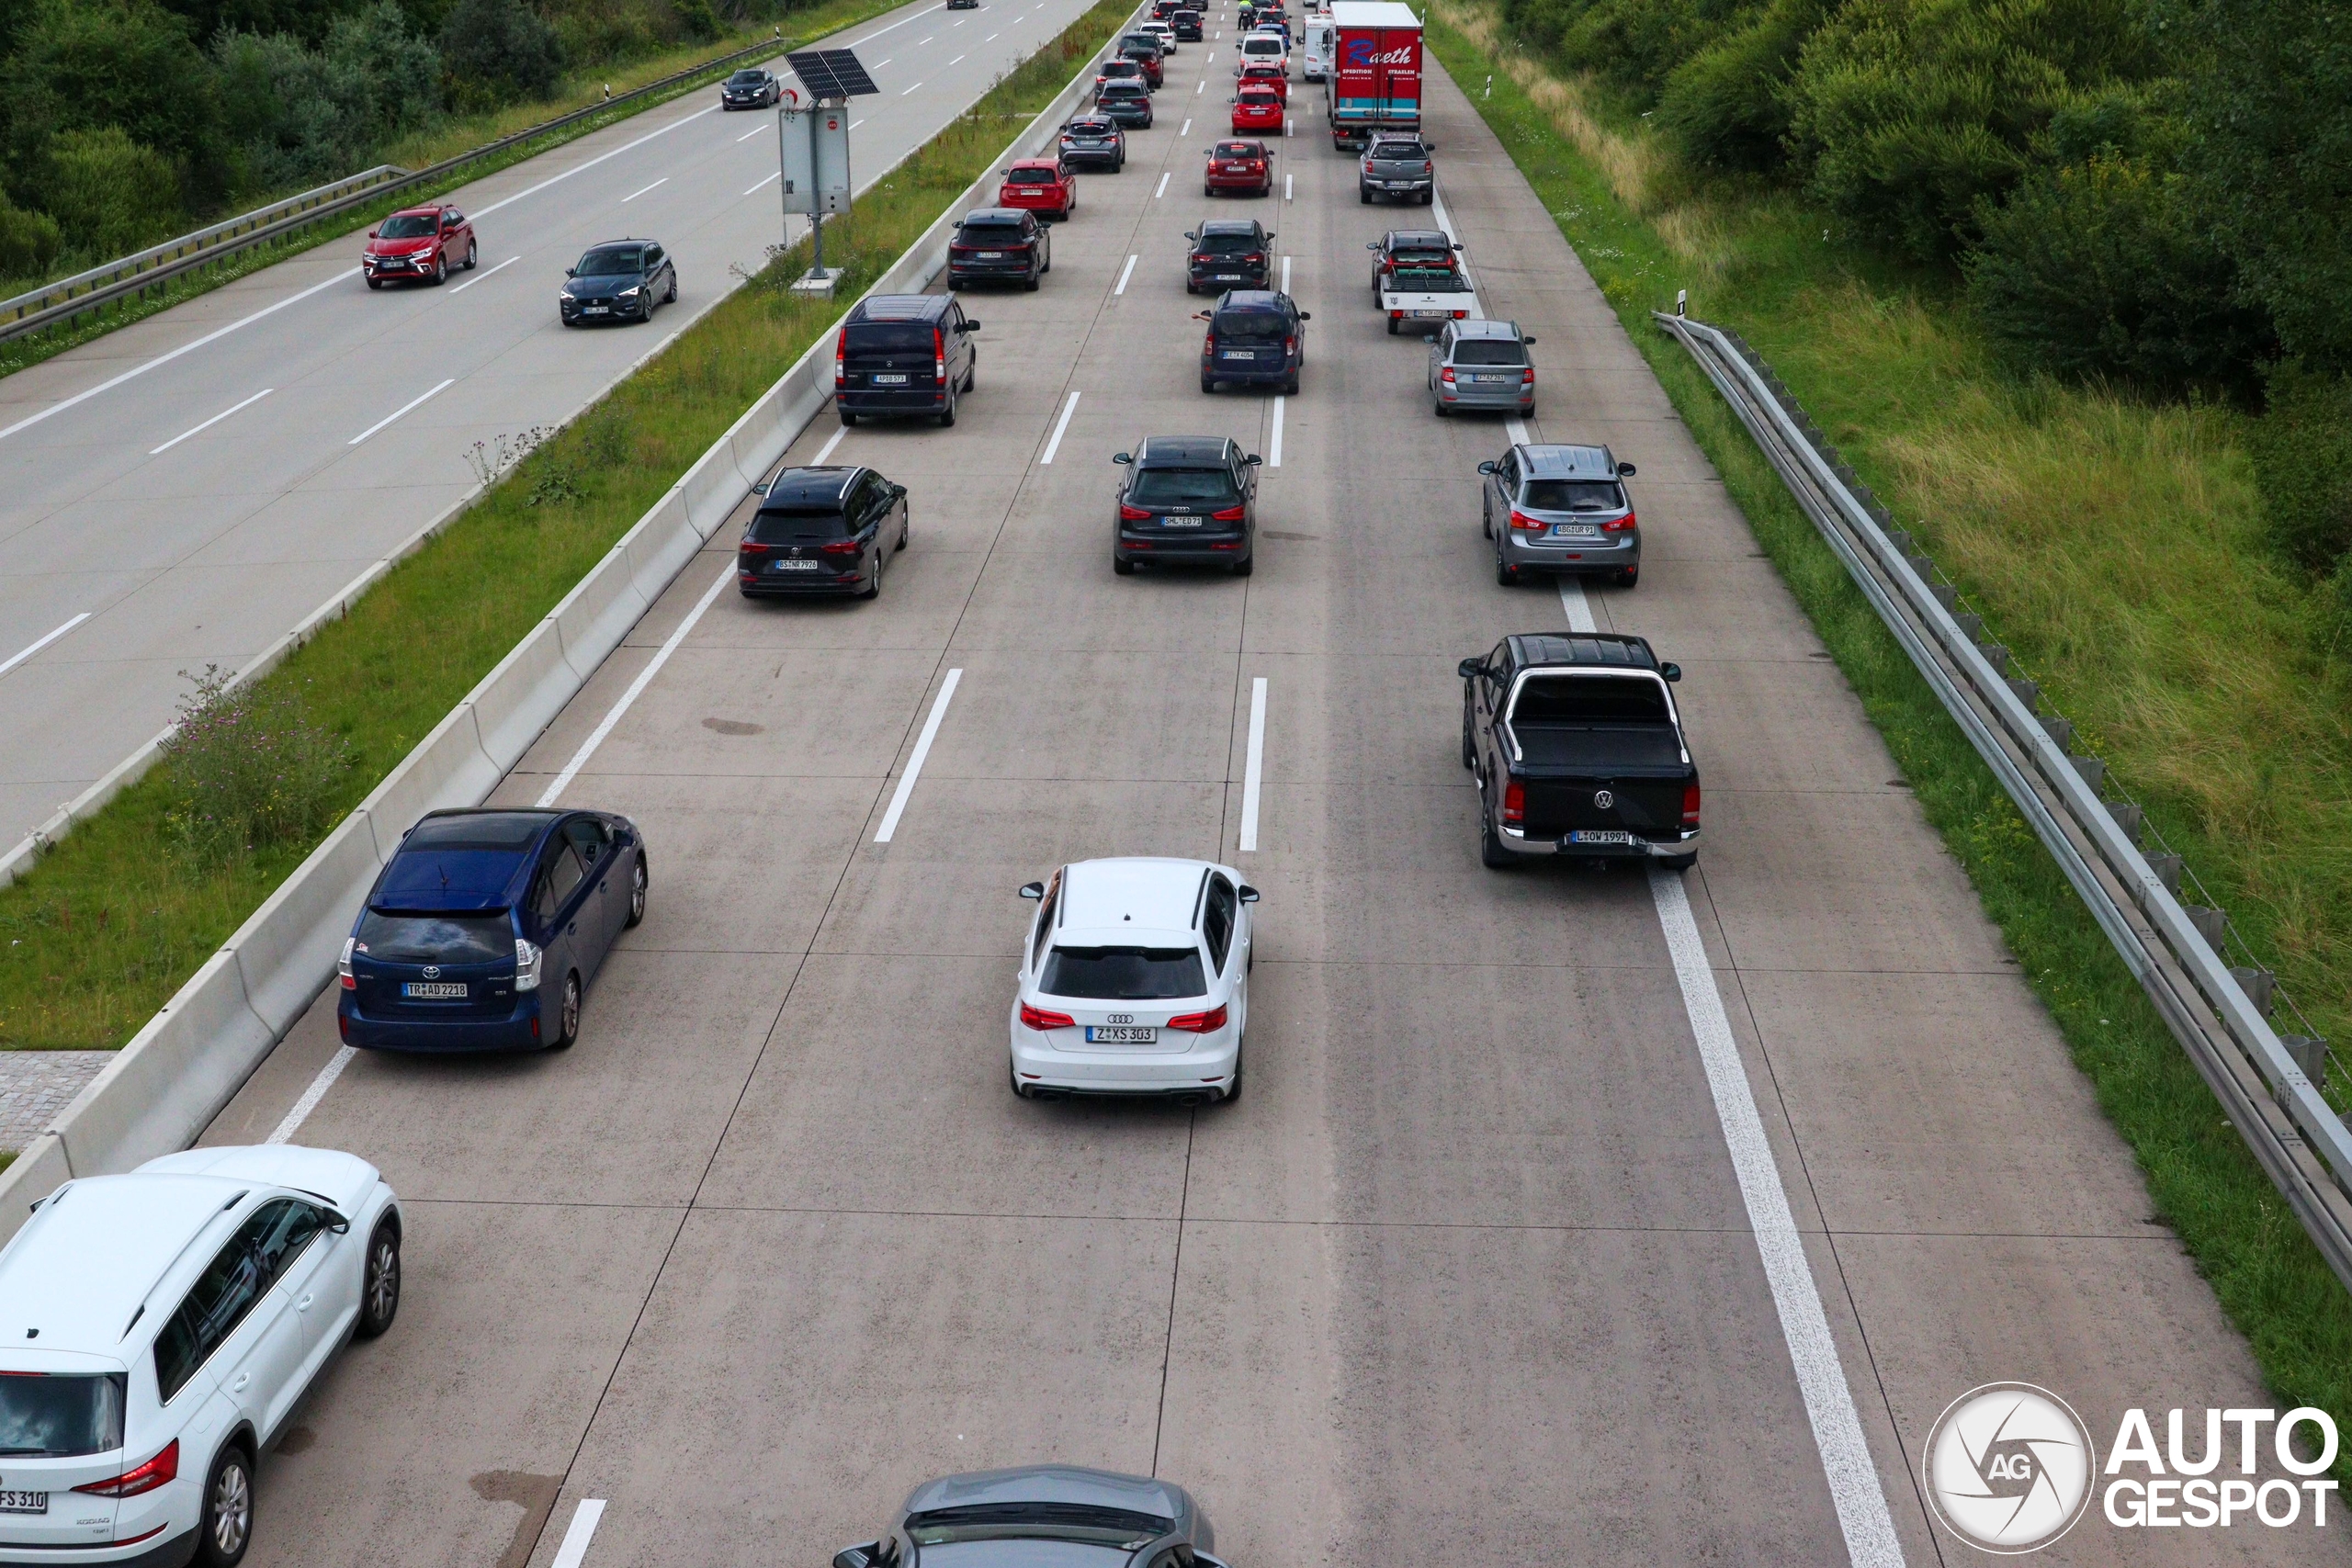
[0,0,910,387]
[1423,0,2352,1465]
[0,0,1138,1052]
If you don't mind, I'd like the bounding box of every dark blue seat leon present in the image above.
[336,808,647,1052]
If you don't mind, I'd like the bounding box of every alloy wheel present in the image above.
[210,1455,252,1559]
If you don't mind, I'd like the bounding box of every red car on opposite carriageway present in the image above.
[1204,140,1273,197]
[364,204,475,288]
[1231,86,1283,133]
[998,158,1078,220]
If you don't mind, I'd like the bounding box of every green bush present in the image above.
[1656,0,1823,173]
[158,665,355,862]
[217,2,440,189]
[40,126,185,254]
[0,191,63,276]
[0,0,222,180]
[2244,364,2352,574]
[674,0,725,43]
[1963,156,2271,398]
[439,0,561,109]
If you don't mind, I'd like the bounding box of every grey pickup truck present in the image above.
[1458,632,1701,870]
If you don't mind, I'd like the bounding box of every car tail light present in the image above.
[1164,1005,1228,1033]
[338,937,356,990]
[1388,310,1403,321]
[1120,503,1153,521]
[933,327,946,384]
[739,540,770,555]
[1682,781,1702,828]
[1212,503,1246,521]
[1242,253,1263,263]
[1502,779,1525,827]
[1440,367,1455,384]
[819,538,863,556]
[1283,335,1295,354]
[1521,367,1535,384]
[834,334,846,388]
[515,939,542,992]
[1021,1002,1076,1031]
[1508,510,1545,532]
[1603,511,1637,534]
[74,1440,177,1499]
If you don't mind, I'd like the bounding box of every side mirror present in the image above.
[832,1547,880,1568]
[752,480,771,494]
[893,484,910,500]
[1452,241,1464,250]
[1458,657,1483,679]
[1298,310,1311,321]
[1184,231,1198,242]
[1238,886,1260,904]
[1661,663,1681,682]
[1194,310,1212,321]
[1425,141,1437,150]
[368,228,379,238]
[1522,334,1537,344]
[1246,453,1263,465]
[1264,231,1275,241]
[1365,241,1379,251]
[960,319,982,330]
[1617,461,1636,476]
[1476,460,1497,475]
[952,220,964,229]
[564,266,576,276]
[1113,451,1133,465]
[1019,881,1046,900]
[323,1210,352,1235]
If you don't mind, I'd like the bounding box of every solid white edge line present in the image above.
[873,669,963,842]
[266,1045,357,1145]
[1647,872,1906,1568]
[1280,254,1291,292]
[474,107,713,220]
[744,170,781,196]
[1505,416,1531,445]
[0,267,354,445]
[346,378,454,446]
[149,387,272,455]
[623,176,668,201]
[739,124,766,141]
[447,254,521,293]
[1557,574,1595,633]
[1238,676,1267,852]
[548,1499,609,1568]
[1039,389,1080,464]
[0,612,92,680]
[1269,396,1283,467]
[852,4,944,47]
[811,426,848,465]
[537,563,734,807]
[1115,254,1138,295]
[1155,171,1170,197]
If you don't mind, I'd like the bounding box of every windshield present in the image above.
[575,249,642,276]
[749,506,853,542]
[1454,341,1526,366]
[1197,231,1262,254]
[1006,168,1057,184]
[356,909,514,964]
[1521,479,1623,512]
[1130,467,1239,504]
[0,1372,126,1458]
[729,70,764,84]
[1040,946,1206,999]
[1215,311,1288,340]
[908,1505,1174,1549]
[1510,674,1669,725]
[379,214,436,239]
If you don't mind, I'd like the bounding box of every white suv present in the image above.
[1010,857,1257,1103]
[0,1145,401,1567]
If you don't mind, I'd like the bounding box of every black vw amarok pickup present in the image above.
[1459,633,1700,870]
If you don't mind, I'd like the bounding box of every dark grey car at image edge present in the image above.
[837,1466,1228,1568]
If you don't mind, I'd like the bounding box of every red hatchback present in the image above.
[364,204,475,288]
[1238,62,1289,102]
[1204,140,1272,197]
[1230,87,1283,134]
[998,159,1078,220]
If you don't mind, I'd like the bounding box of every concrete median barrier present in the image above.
[358,705,500,864]
[51,952,274,1179]
[232,814,384,1039]
[2,1134,72,1213]
[623,495,707,604]
[469,623,576,773]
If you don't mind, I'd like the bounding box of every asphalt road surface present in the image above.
[198,21,2328,1568]
[0,0,1099,851]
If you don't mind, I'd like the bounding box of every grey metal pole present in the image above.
[775,100,791,260]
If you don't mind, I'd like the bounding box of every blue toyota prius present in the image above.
[337,808,647,1051]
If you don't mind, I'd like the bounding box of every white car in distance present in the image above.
[1011,858,1258,1103]
[0,1145,401,1568]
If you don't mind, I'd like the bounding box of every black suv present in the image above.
[739,466,910,600]
[559,239,676,325]
[1059,114,1126,170]
[1185,218,1273,293]
[721,68,780,108]
[1197,290,1309,394]
[1172,8,1203,38]
[1113,435,1262,575]
[949,207,1051,292]
[834,294,981,426]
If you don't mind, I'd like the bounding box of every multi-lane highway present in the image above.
[0,0,1101,852]
[188,17,2324,1568]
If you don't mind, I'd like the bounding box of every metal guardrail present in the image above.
[0,30,785,347]
[1657,308,2352,1294]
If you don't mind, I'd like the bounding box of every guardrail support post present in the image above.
[2232,966,2277,1017]
[2283,1035,2329,1085]
[2145,852,2184,895]
[2070,754,2104,791]
[2183,904,2226,953]
[2106,800,2144,845]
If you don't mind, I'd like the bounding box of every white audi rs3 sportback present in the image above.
[1009,857,1258,1103]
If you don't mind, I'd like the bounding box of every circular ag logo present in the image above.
[1924,1383,2096,1553]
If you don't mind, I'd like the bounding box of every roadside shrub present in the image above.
[2243,364,2352,574]
[1656,0,1824,174]
[1964,156,2271,399]
[0,192,63,276]
[674,0,725,42]
[159,665,355,861]
[40,127,185,255]
[0,0,222,177]
[438,0,561,109]
[216,3,440,191]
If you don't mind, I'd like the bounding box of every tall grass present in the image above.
[0,0,1141,1053]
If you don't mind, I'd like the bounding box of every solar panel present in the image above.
[786,48,880,99]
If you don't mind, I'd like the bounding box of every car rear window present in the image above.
[1197,231,1261,254]
[1130,467,1239,504]
[1510,674,1668,725]
[1216,311,1287,340]
[1214,141,1261,158]
[356,909,514,963]
[1238,89,1280,104]
[1454,341,1526,366]
[1040,946,1207,999]
[1069,120,1114,134]
[1521,479,1623,511]
[1370,142,1426,160]
[0,1372,126,1458]
[1005,168,1057,185]
[1103,81,1146,95]
[846,321,938,351]
[750,506,854,542]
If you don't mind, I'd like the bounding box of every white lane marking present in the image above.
[949,53,966,63]
[853,4,942,46]
[987,31,999,39]
[744,170,781,196]
[623,176,668,201]
[1196,78,1204,94]
[1155,171,1170,197]
[1238,676,1267,852]
[448,254,521,293]
[346,378,454,446]
[538,564,733,807]
[1039,389,1080,464]
[874,669,963,842]
[1284,172,1294,200]
[266,1045,356,1144]
[918,34,935,43]
[0,268,351,445]
[1269,395,1283,467]
[150,387,272,455]
[811,426,848,465]
[1182,118,1193,135]
[475,107,713,219]
[548,1500,608,1568]
[1285,116,1293,136]
[901,79,925,94]
[1506,416,1531,445]
[955,15,967,22]
[1115,254,1138,294]
[1557,574,1595,633]
[1280,254,1291,292]
[877,57,894,65]
[739,124,766,141]
[1648,871,1907,1568]
[0,613,91,680]
[851,118,866,130]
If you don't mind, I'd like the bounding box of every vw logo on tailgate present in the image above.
[421,964,441,979]
[1593,789,1615,810]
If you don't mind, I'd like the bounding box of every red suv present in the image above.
[1238,62,1289,102]
[364,205,475,288]
[1204,140,1272,197]
[1230,86,1283,133]
[997,159,1078,221]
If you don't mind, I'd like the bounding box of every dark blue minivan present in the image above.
[337,808,647,1052]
